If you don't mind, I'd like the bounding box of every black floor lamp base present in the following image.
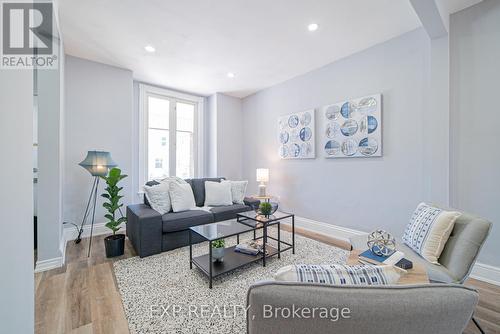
[74,176,100,257]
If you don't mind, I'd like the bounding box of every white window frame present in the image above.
[139,84,204,192]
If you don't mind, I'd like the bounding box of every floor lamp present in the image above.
[76,151,117,257]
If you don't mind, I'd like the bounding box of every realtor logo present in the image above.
[1,1,58,69]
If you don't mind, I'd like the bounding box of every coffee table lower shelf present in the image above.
[192,245,278,284]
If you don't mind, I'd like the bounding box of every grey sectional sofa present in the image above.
[126,177,259,258]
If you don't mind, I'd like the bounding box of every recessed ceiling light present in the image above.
[227,72,235,78]
[308,23,319,32]
[144,45,155,53]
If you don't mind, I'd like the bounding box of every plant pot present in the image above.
[104,234,125,258]
[212,247,224,262]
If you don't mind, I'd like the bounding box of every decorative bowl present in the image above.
[254,202,279,216]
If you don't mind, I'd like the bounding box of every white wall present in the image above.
[64,56,134,227]
[0,70,34,334]
[37,65,64,263]
[450,0,500,267]
[216,93,243,180]
[205,93,243,180]
[242,29,435,237]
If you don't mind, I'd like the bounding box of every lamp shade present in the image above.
[256,168,269,183]
[79,151,117,176]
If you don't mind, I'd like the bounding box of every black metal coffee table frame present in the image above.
[189,212,295,288]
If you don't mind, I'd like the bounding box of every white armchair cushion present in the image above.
[402,202,461,264]
[204,181,233,206]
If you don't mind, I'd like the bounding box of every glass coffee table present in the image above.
[189,211,295,288]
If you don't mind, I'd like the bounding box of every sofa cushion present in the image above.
[186,177,225,207]
[162,210,214,233]
[210,204,250,222]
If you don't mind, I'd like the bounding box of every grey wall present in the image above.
[0,70,34,333]
[450,0,500,266]
[215,93,243,180]
[64,56,134,226]
[242,29,434,237]
[205,93,243,180]
[37,65,64,262]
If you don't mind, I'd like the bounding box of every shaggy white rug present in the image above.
[114,226,348,334]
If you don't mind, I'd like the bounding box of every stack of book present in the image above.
[235,240,262,256]
[358,249,413,270]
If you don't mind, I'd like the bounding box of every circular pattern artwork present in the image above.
[300,143,312,157]
[279,145,288,158]
[324,140,340,156]
[357,97,377,114]
[279,110,315,159]
[367,116,378,134]
[340,102,356,118]
[358,138,378,156]
[300,112,312,126]
[341,139,357,156]
[279,131,289,144]
[340,119,358,136]
[288,115,299,128]
[322,94,381,158]
[326,122,340,139]
[290,143,301,157]
[299,127,312,141]
[325,105,340,120]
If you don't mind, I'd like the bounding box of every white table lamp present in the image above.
[256,168,269,196]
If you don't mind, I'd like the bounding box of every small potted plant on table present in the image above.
[101,167,128,258]
[212,239,225,263]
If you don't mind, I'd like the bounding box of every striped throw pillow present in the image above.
[403,202,461,264]
[274,264,400,285]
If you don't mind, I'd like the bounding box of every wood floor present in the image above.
[35,231,500,334]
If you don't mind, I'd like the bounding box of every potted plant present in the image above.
[259,202,273,216]
[212,239,225,263]
[101,167,128,258]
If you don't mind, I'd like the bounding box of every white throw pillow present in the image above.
[169,182,196,212]
[402,202,461,264]
[204,181,233,206]
[143,181,171,214]
[222,180,248,204]
[274,264,400,285]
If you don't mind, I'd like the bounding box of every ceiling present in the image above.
[58,0,481,98]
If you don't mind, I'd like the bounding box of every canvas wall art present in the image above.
[278,109,315,159]
[321,94,382,158]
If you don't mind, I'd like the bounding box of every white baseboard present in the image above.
[288,216,500,286]
[291,215,367,242]
[35,257,63,273]
[34,223,126,273]
[470,262,500,286]
[63,222,125,242]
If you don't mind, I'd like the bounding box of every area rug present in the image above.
[114,226,348,334]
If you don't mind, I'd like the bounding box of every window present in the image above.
[139,84,204,187]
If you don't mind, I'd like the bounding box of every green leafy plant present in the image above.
[212,239,225,249]
[101,167,128,235]
[259,202,273,216]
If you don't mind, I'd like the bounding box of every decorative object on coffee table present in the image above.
[101,167,128,258]
[211,239,225,262]
[76,150,117,257]
[367,229,396,257]
[257,202,278,217]
[256,168,269,196]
